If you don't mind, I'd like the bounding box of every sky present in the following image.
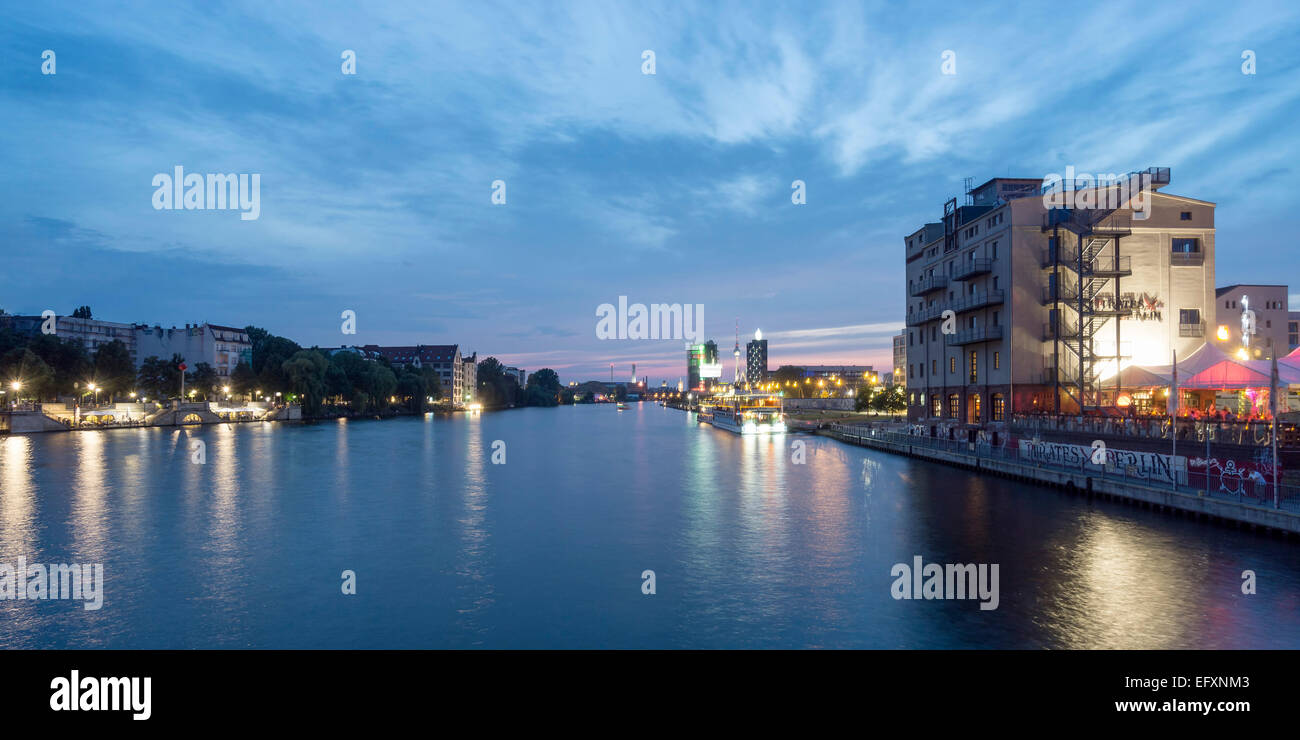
[2,1,1298,385]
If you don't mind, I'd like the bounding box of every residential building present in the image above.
[1213,285,1288,361]
[904,167,1216,425]
[0,314,139,364]
[360,344,467,407]
[134,323,252,377]
[892,331,907,387]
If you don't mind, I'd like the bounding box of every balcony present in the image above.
[910,274,950,297]
[1171,250,1204,267]
[946,325,1004,346]
[1090,256,1132,277]
[952,258,994,281]
[950,289,1005,314]
[1179,320,1205,338]
[905,303,945,326]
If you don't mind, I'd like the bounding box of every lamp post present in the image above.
[11,380,21,409]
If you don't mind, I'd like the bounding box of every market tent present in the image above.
[1112,343,1223,387]
[1174,342,1232,376]
[1115,363,1171,387]
[1183,359,1272,389]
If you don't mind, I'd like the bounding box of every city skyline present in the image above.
[3,1,1299,381]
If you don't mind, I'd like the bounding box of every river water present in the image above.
[2,403,1298,648]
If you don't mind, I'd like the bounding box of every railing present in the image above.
[1171,251,1205,266]
[1007,413,1289,448]
[950,289,1005,314]
[910,275,950,297]
[825,422,1300,513]
[906,303,946,325]
[945,325,1003,346]
[1179,320,1205,337]
[951,258,994,281]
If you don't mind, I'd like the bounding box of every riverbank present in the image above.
[818,424,1300,537]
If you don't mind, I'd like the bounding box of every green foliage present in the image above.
[136,356,173,401]
[186,362,219,400]
[71,306,92,319]
[230,361,258,396]
[93,340,135,400]
[282,350,328,414]
[2,348,55,399]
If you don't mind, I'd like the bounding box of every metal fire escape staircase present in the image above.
[1041,207,1133,411]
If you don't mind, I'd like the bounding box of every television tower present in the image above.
[733,318,742,385]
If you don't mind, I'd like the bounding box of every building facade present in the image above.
[904,168,1216,426]
[892,331,907,387]
[686,340,720,392]
[360,344,467,406]
[745,330,768,385]
[1213,285,1288,361]
[0,314,139,364]
[134,323,252,378]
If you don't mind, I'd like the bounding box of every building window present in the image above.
[992,311,1000,325]
[1179,309,1200,325]
[950,357,956,374]
[968,393,981,424]
[931,395,942,417]
[993,351,1000,370]
[1180,211,1192,220]
[1172,237,1200,253]
[948,394,959,419]
[990,241,998,258]
[932,359,938,375]
[969,351,978,384]
[992,393,1005,421]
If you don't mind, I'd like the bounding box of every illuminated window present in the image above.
[931,394,942,417]
[969,351,978,384]
[992,393,1005,421]
[994,351,1000,370]
[949,357,956,373]
[948,394,959,419]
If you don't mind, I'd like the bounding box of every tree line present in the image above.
[2,318,567,415]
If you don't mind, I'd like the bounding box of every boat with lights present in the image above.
[697,392,786,434]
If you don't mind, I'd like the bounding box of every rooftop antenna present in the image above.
[963,176,974,205]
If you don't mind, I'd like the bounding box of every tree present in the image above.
[136,356,172,401]
[523,368,561,407]
[282,350,327,414]
[360,363,397,410]
[72,306,92,319]
[230,361,258,398]
[2,348,55,401]
[186,362,220,400]
[93,340,135,401]
[26,334,91,396]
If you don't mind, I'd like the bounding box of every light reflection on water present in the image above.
[1,403,1299,649]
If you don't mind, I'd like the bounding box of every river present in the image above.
[2,403,1298,648]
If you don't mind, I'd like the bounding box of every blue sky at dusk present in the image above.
[2,1,1298,383]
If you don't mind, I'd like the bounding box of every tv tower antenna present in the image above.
[733,318,742,385]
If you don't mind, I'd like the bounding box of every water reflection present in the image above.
[1,406,1299,649]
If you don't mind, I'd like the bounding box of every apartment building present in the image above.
[135,323,253,377]
[904,168,1216,426]
[1214,285,1289,361]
